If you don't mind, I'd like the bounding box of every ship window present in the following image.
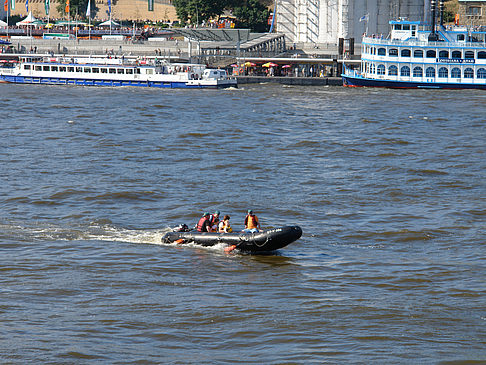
[388,65,398,75]
[135,68,141,74]
[465,51,475,59]
[109,68,116,74]
[401,49,411,57]
[426,67,435,77]
[377,64,386,75]
[35,65,42,71]
[59,66,66,72]
[401,66,410,76]
[92,68,99,73]
[394,24,402,30]
[126,69,133,74]
[413,49,423,58]
[389,48,398,57]
[378,48,386,56]
[403,24,410,31]
[478,51,486,59]
[464,67,474,78]
[117,69,125,74]
[439,50,449,58]
[84,67,91,73]
[438,67,448,78]
[51,66,58,71]
[146,69,154,75]
[413,66,423,77]
[477,68,486,79]
[426,50,436,58]
[68,67,74,72]
[101,68,108,73]
[76,67,82,72]
[457,34,465,41]
[451,67,461,78]
[452,50,462,58]
[24,65,31,70]
[43,66,50,71]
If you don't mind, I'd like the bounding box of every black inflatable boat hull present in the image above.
[162,225,302,252]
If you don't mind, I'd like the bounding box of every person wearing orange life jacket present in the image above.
[218,215,232,233]
[244,210,260,233]
[196,212,212,232]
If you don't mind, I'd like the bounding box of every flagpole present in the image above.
[6,0,9,39]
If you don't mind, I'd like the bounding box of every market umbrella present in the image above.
[282,64,291,68]
[230,64,238,67]
[262,62,278,67]
[243,61,256,67]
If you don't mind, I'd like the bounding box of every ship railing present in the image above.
[363,36,486,48]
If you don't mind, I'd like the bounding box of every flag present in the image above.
[4,0,7,12]
[25,0,28,12]
[359,14,369,22]
[107,0,111,14]
[45,0,50,15]
[148,0,154,12]
[65,0,69,14]
[86,0,91,17]
[10,0,14,10]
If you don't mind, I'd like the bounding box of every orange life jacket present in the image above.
[245,214,259,229]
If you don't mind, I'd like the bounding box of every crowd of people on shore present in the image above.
[195,210,260,233]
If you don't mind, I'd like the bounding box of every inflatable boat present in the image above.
[161,225,302,253]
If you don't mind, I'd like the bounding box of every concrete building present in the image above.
[276,0,429,45]
[458,0,486,26]
[8,0,177,22]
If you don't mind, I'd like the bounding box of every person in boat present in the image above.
[196,212,212,232]
[244,210,260,233]
[218,215,232,233]
[209,210,220,232]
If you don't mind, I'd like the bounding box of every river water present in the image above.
[1,83,485,363]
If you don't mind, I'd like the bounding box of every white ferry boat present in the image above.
[0,56,237,89]
[343,15,486,89]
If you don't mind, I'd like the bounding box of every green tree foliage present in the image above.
[232,0,270,32]
[172,0,231,25]
[56,0,92,18]
[172,0,271,31]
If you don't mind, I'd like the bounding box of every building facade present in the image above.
[276,0,429,44]
[7,0,177,22]
[458,0,486,26]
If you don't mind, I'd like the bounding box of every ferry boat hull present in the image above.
[342,74,486,89]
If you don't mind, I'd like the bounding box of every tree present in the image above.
[56,0,91,18]
[172,0,230,25]
[232,0,270,32]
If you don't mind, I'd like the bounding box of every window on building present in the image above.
[126,69,133,74]
[377,64,385,75]
[413,66,423,77]
[378,48,386,56]
[457,34,465,41]
[43,66,50,71]
[76,67,82,72]
[477,68,486,79]
[35,65,42,71]
[451,67,461,78]
[388,65,398,75]
[84,67,91,73]
[426,50,436,58]
[92,68,99,73]
[466,6,481,16]
[101,68,108,73]
[59,66,66,72]
[438,67,448,78]
[452,50,462,58]
[24,65,31,70]
[401,66,410,77]
[478,51,486,59]
[413,49,424,58]
[389,48,398,57]
[51,66,58,71]
[117,69,125,74]
[464,68,474,78]
[68,67,74,72]
[465,51,475,59]
[109,68,116,74]
[426,67,435,77]
[439,50,449,58]
[401,49,411,57]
